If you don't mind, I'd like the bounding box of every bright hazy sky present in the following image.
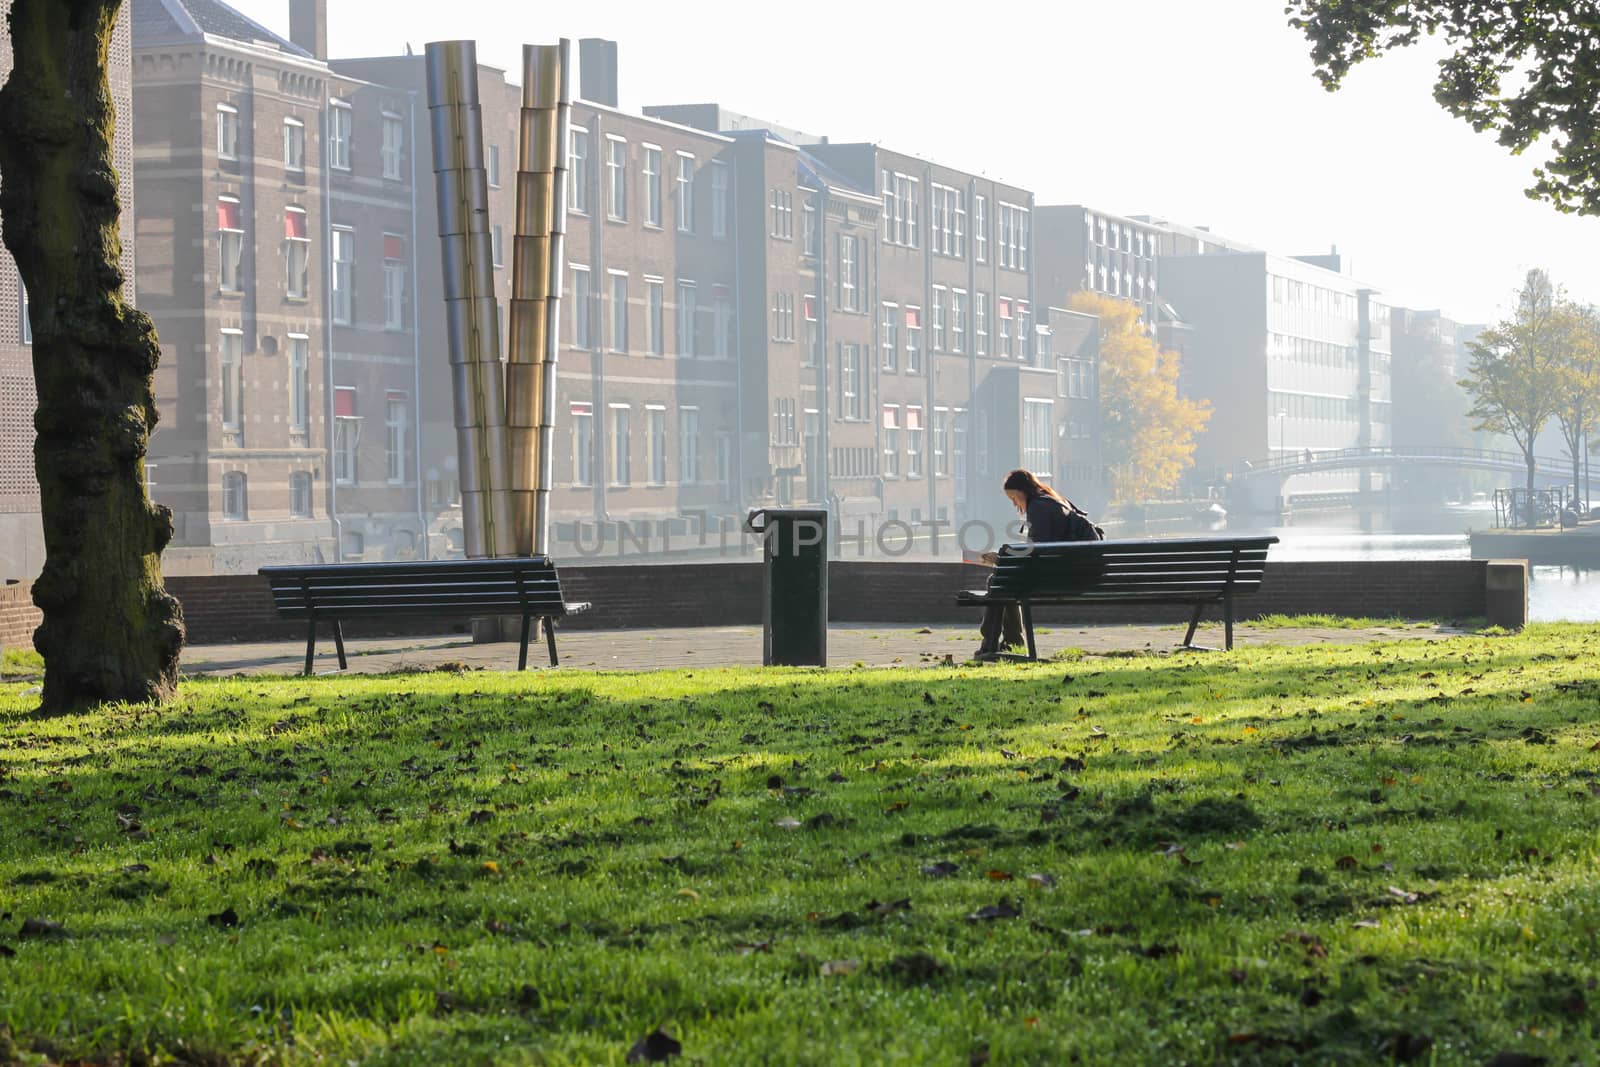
[227,0,1600,325]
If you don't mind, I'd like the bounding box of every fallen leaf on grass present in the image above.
[1335,855,1360,870]
[820,958,861,977]
[986,869,1014,881]
[626,1028,682,1063]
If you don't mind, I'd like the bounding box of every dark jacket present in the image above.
[1024,494,1073,542]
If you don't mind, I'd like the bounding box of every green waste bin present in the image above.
[745,508,828,666]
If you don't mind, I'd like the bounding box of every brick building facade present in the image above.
[0,2,137,580]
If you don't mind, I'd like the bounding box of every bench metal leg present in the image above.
[518,614,531,671]
[1021,601,1037,661]
[304,618,317,676]
[545,617,559,667]
[332,620,348,671]
[1182,603,1204,648]
[1224,591,1234,651]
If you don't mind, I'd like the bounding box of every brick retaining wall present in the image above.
[0,559,1509,651]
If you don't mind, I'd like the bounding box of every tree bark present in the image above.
[0,0,182,711]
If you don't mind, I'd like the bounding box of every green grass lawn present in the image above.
[2,626,1599,1065]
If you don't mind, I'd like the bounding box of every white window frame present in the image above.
[646,405,667,486]
[951,289,967,354]
[386,394,408,484]
[222,471,247,520]
[569,126,590,213]
[571,402,594,487]
[974,195,988,262]
[383,237,406,331]
[880,303,898,371]
[609,270,629,353]
[676,279,697,357]
[216,103,239,161]
[283,116,305,173]
[381,112,404,181]
[330,226,354,325]
[711,160,729,239]
[1023,398,1053,473]
[219,328,243,430]
[609,403,631,487]
[839,235,859,312]
[882,404,900,477]
[975,292,989,356]
[678,406,700,484]
[328,100,352,171]
[646,276,665,356]
[488,144,502,188]
[605,135,627,221]
[218,196,243,292]
[572,265,593,349]
[285,206,310,299]
[642,145,662,228]
[675,151,695,234]
[288,333,310,432]
[289,471,313,518]
[714,293,734,358]
[906,406,923,477]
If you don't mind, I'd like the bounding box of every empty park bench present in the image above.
[957,535,1279,659]
[259,557,591,675]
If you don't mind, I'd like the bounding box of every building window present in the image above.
[219,329,243,430]
[609,272,628,353]
[283,117,305,172]
[975,292,989,355]
[330,226,353,324]
[675,280,697,357]
[606,136,627,220]
[802,198,817,257]
[222,472,246,520]
[953,193,967,257]
[386,393,408,483]
[647,278,665,356]
[334,387,359,485]
[572,266,592,349]
[715,293,734,359]
[643,145,662,227]
[838,234,860,312]
[839,343,862,420]
[571,402,594,486]
[569,127,589,213]
[882,172,920,247]
[1023,399,1053,474]
[285,208,310,298]
[880,303,899,371]
[674,152,695,233]
[711,161,729,238]
[328,101,351,171]
[610,405,631,486]
[998,298,1013,357]
[974,195,988,262]
[906,407,923,477]
[803,295,819,368]
[882,405,900,477]
[218,198,243,292]
[951,290,967,353]
[288,334,309,432]
[290,471,312,518]
[931,185,965,257]
[216,103,239,161]
[933,408,949,476]
[904,307,922,374]
[679,406,700,484]
[771,291,795,342]
[383,234,405,330]
[999,203,1030,270]
[931,287,947,352]
[717,432,734,502]
[647,407,667,485]
[491,224,504,268]
[381,112,404,180]
[341,530,364,560]
[769,188,792,239]
[488,144,501,187]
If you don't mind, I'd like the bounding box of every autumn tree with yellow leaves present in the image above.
[1068,293,1210,503]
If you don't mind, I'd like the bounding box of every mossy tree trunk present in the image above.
[0,0,182,711]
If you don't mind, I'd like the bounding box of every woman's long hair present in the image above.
[1002,468,1064,503]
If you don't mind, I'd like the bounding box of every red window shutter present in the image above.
[334,388,356,417]
[284,210,306,239]
[999,299,1012,318]
[384,235,404,260]
[218,201,239,229]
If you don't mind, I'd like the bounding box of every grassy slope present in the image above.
[1,626,1598,1065]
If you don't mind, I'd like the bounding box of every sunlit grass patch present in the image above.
[1,626,1598,1064]
[1247,613,1441,630]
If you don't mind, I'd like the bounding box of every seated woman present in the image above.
[976,468,1084,661]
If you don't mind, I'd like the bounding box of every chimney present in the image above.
[289,0,327,60]
[579,38,618,107]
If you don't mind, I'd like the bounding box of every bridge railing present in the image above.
[1236,445,1576,477]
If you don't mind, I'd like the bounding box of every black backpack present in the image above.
[1063,499,1105,542]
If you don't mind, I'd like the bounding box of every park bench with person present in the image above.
[958,534,1279,659]
[259,557,590,674]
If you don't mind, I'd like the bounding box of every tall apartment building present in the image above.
[1035,205,1161,320]
[132,0,425,573]
[0,3,137,579]
[1158,249,1393,501]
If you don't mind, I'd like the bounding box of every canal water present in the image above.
[1218,504,1597,623]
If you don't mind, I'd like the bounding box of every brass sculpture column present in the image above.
[425,40,511,558]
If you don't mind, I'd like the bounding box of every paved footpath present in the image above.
[179,621,1468,677]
